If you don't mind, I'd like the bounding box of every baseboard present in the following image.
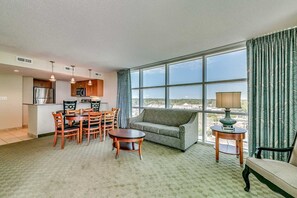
[0,127,23,132]
[38,132,55,138]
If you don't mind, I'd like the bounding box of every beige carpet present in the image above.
[0,136,281,198]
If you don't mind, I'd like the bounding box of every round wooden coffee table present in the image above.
[108,129,146,160]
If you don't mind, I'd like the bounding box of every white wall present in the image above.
[22,76,33,104]
[22,76,33,126]
[55,80,77,104]
[102,71,117,110]
[0,74,23,130]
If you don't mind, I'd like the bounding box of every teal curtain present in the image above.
[247,28,297,160]
[117,69,132,128]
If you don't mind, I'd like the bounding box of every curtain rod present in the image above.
[252,26,297,39]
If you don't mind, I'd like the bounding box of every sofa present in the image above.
[242,133,297,197]
[128,108,198,151]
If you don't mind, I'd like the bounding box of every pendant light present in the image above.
[70,65,76,84]
[87,69,92,86]
[49,61,56,82]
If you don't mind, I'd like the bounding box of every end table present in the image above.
[210,125,247,165]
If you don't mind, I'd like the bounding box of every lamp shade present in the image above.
[216,92,241,108]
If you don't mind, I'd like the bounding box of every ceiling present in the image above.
[0,63,88,81]
[0,0,297,73]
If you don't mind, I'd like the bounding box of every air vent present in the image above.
[94,72,102,77]
[16,56,33,64]
[64,66,72,71]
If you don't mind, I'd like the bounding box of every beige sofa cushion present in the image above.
[246,157,297,196]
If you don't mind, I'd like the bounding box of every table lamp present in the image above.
[216,92,241,129]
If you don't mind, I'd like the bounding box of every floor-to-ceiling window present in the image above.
[131,47,248,149]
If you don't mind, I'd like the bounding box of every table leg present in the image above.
[139,139,143,160]
[215,132,219,162]
[236,140,239,158]
[115,138,120,159]
[239,139,243,165]
[79,120,83,143]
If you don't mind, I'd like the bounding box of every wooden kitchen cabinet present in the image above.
[71,79,104,97]
[71,83,77,96]
[86,79,104,97]
[34,79,53,88]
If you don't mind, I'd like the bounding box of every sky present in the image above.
[131,49,247,99]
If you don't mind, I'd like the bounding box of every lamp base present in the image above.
[219,108,237,129]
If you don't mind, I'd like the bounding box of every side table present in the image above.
[210,125,247,165]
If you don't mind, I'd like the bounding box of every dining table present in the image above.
[65,113,88,143]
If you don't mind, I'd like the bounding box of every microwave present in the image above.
[76,88,86,96]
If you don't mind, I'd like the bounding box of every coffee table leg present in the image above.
[115,139,120,159]
[236,140,239,158]
[111,137,115,151]
[239,139,243,166]
[139,139,143,160]
[215,132,219,162]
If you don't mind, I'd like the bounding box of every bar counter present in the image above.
[28,102,108,137]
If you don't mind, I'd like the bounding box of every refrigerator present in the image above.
[33,87,55,104]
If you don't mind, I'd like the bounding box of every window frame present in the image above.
[130,45,248,148]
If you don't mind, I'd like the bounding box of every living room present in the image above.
[1,1,297,197]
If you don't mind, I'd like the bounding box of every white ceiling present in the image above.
[0,0,297,73]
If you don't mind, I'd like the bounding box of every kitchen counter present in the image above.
[28,102,109,137]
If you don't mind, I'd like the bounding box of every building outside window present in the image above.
[130,48,248,149]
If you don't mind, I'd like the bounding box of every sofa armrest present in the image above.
[179,112,198,150]
[128,110,145,127]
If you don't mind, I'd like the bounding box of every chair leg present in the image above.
[99,129,102,142]
[61,133,65,149]
[53,132,58,147]
[242,165,251,192]
[76,131,79,144]
[103,127,106,141]
[87,131,90,145]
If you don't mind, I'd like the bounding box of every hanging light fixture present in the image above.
[49,61,56,82]
[70,65,76,84]
[87,69,92,86]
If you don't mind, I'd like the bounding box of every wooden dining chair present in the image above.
[102,111,115,141]
[63,100,77,114]
[82,112,102,145]
[111,108,120,129]
[91,100,101,112]
[63,101,77,126]
[82,108,93,114]
[52,112,79,149]
[66,109,81,126]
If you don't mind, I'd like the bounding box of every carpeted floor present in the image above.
[0,136,281,198]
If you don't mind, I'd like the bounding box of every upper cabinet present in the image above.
[71,79,104,97]
[86,80,104,97]
[34,79,53,88]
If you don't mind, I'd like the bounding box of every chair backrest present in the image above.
[63,100,77,114]
[111,108,120,121]
[66,109,80,115]
[87,112,102,127]
[289,133,297,166]
[83,108,93,114]
[91,101,101,112]
[103,111,114,126]
[52,112,64,130]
